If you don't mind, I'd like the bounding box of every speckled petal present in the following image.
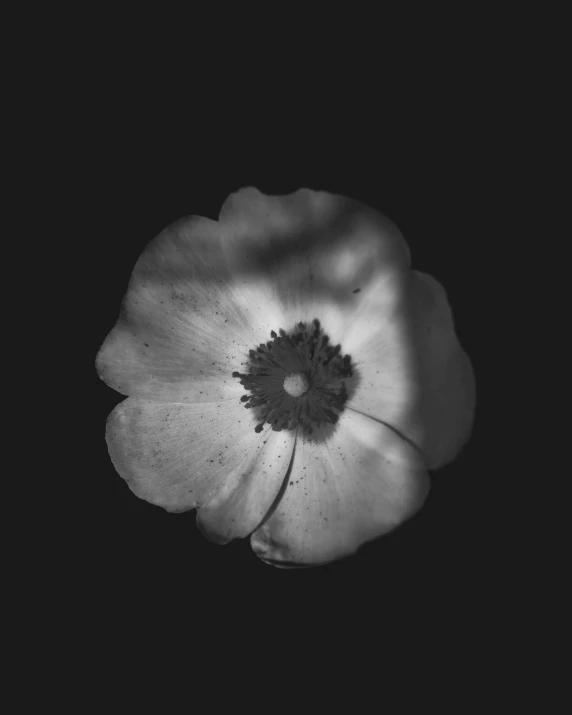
[106,397,292,523]
[346,270,475,469]
[196,428,295,544]
[250,409,429,567]
[96,215,287,403]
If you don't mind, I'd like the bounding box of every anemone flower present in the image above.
[96,188,475,568]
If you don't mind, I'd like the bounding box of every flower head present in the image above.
[96,187,475,568]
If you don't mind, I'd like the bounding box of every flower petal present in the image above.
[98,190,412,403]
[219,187,411,340]
[346,270,475,469]
[250,409,429,567]
[96,215,287,402]
[106,397,293,528]
[196,429,295,544]
[408,272,475,468]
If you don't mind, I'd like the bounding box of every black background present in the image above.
[84,79,498,617]
[22,8,543,694]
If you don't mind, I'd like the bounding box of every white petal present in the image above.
[196,429,295,544]
[106,397,293,525]
[96,215,287,402]
[347,270,475,469]
[250,409,429,567]
[219,187,411,337]
[97,190,412,403]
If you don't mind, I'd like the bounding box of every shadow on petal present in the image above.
[345,267,475,472]
[402,271,476,470]
[220,188,411,313]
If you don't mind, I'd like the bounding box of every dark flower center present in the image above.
[232,319,354,436]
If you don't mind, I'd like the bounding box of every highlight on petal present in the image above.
[250,409,429,568]
[345,269,475,470]
[96,214,288,403]
[106,397,294,534]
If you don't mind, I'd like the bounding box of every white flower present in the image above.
[96,187,475,568]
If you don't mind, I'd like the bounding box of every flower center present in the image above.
[232,319,354,437]
[283,373,309,397]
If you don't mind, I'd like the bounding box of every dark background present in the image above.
[25,9,540,689]
[30,6,550,693]
[84,77,501,612]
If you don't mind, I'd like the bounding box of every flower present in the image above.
[96,187,475,568]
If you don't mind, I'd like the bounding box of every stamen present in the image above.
[231,320,354,436]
